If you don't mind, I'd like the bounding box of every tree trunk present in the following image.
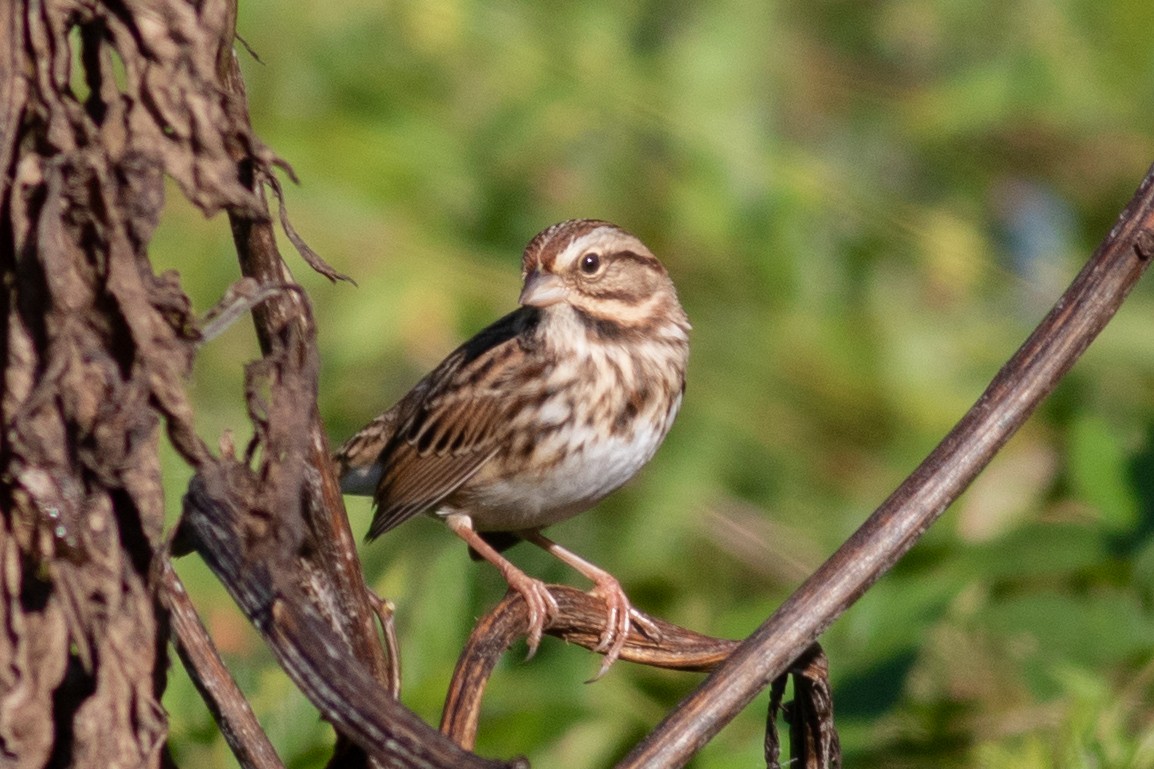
[1,1,251,765]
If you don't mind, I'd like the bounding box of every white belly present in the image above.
[443,394,680,531]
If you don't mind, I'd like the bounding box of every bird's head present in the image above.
[518,219,687,337]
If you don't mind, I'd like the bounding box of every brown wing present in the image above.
[365,306,541,539]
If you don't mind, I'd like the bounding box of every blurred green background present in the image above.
[155,1,1154,767]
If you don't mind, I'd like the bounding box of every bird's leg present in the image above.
[521,530,658,679]
[444,514,559,657]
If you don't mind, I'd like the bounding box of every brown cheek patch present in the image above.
[576,260,658,306]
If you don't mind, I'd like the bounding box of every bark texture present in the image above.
[1,1,256,765]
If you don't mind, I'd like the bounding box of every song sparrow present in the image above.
[334,219,690,675]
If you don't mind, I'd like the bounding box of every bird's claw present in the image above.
[509,575,559,659]
[586,577,644,681]
[629,608,662,642]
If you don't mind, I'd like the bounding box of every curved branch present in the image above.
[616,164,1154,768]
[441,587,838,765]
[441,587,738,749]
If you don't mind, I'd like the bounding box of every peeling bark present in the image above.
[0,1,256,765]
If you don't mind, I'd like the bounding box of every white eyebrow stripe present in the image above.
[553,227,646,271]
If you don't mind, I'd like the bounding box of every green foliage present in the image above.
[156,0,1154,766]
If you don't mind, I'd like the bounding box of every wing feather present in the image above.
[365,307,541,539]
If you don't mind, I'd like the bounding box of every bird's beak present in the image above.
[518,270,568,307]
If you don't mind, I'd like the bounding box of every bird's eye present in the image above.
[579,252,602,275]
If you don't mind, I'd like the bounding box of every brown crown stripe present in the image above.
[526,219,620,271]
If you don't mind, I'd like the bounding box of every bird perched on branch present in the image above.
[335,219,690,676]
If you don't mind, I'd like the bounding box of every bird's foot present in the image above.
[444,516,559,658]
[503,569,560,658]
[629,607,662,642]
[587,574,646,681]
[517,529,654,679]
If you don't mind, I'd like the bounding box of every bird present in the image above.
[334,219,690,675]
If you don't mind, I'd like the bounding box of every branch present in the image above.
[441,588,838,767]
[165,7,397,765]
[616,165,1154,768]
[441,588,738,750]
[181,466,519,769]
[216,39,391,697]
[159,561,285,769]
[765,646,839,769]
